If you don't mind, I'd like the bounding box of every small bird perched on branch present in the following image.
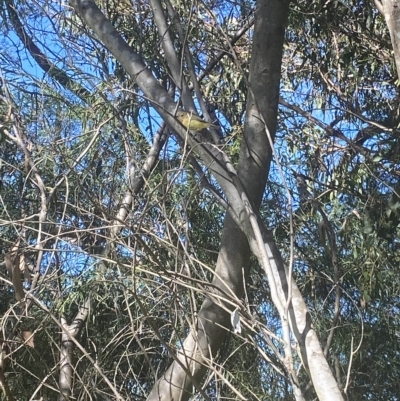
[176,110,218,131]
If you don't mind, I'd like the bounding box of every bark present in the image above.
[149,0,194,109]
[6,0,91,101]
[58,299,90,401]
[375,0,400,79]
[263,229,344,401]
[5,253,25,302]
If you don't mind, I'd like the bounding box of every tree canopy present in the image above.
[0,0,399,400]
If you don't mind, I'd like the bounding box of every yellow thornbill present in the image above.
[176,111,218,131]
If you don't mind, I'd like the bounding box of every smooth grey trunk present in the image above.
[59,327,74,401]
[375,0,400,79]
[58,299,90,401]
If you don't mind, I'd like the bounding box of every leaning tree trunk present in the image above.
[146,0,290,399]
[374,0,400,79]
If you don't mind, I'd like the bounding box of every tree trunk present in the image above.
[58,299,90,401]
[375,0,400,79]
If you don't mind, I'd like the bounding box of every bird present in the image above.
[176,111,218,131]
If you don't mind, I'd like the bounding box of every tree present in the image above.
[1,0,400,400]
[375,0,400,79]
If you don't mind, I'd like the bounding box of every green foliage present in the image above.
[1,0,400,400]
